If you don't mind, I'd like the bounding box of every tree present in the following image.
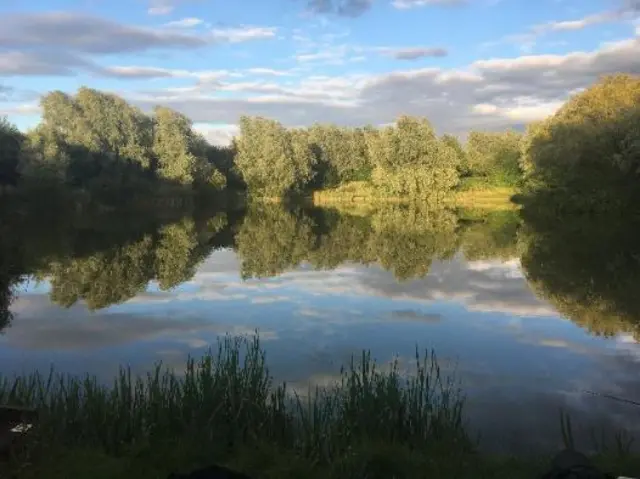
[152,106,198,185]
[465,130,522,185]
[307,124,371,186]
[521,74,640,211]
[0,117,23,186]
[234,116,315,197]
[367,116,460,199]
[441,133,468,177]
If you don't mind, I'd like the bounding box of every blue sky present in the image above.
[0,0,638,144]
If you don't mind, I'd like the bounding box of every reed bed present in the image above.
[0,336,471,477]
[2,337,639,479]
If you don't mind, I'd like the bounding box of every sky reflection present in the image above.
[3,248,640,453]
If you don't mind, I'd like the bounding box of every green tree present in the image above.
[0,117,23,186]
[152,106,197,185]
[368,116,460,200]
[441,133,468,177]
[465,130,523,185]
[154,218,199,290]
[521,74,640,212]
[235,116,315,197]
[307,124,371,186]
[48,236,155,310]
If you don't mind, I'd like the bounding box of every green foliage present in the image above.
[441,134,468,176]
[235,203,316,278]
[152,106,197,185]
[11,87,225,198]
[236,203,467,282]
[235,116,316,197]
[366,116,460,200]
[464,130,523,186]
[519,210,640,340]
[0,116,23,186]
[458,209,520,261]
[308,124,371,186]
[521,74,640,212]
[0,336,469,478]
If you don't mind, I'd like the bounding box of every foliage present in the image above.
[235,203,317,278]
[0,336,472,478]
[42,212,227,310]
[235,203,461,282]
[464,130,523,186]
[366,116,460,200]
[234,116,317,197]
[442,133,468,176]
[519,210,640,340]
[9,87,226,198]
[0,116,23,186]
[521,74,640,212]
[458,209,520,261]
[307,124,371,187]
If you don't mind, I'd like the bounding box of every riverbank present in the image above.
[1,336,638,478]
[312,182,517,211]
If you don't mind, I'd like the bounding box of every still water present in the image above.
[1,202,640,454]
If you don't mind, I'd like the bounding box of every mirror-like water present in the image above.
[2,201,639,454]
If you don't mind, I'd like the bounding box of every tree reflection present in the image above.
[235,202,464,282]
[44,213,228,310]
[458,209,520,261]
[235,203,316,279]
[47,235,155,309]
[0,203,229,323]
[519,212,640,339]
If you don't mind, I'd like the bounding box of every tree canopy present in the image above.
[9,87,227,198]
[520,74,640,212]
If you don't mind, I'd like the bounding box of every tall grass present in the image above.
[0,336,469,465]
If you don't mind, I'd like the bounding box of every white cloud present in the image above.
[163,17,204,28]
[147,0,200,16]
[101,66,232,81]
[392,0,465,9]
[246,68,293,76]
[305,0,374,17]
[148,6,174,15]
[378,46,448,60]
[193,123,240,146]
[488,5,640,53]
[0,103,40,116]
[123,35,640,138]
[211,26,277,43]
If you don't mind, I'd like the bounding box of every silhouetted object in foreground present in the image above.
[542,449,615,479]
[0,405,38,460]
[167,464,252,479]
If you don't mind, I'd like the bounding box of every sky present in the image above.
[0,0,639,145]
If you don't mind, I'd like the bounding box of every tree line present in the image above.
[2,74,638,209]
[0,88,229,202]
[233,115,523,199]
[0,89,524,203]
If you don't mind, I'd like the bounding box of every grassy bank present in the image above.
[1,337,638,478]
[454,187,518,211]
[312,181,517,211]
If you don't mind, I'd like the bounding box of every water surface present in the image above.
[2,202,639,454]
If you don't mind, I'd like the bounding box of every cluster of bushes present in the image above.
[234,115,523,199]
[0,88,229,200]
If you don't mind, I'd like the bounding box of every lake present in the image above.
[1,200,640,455]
